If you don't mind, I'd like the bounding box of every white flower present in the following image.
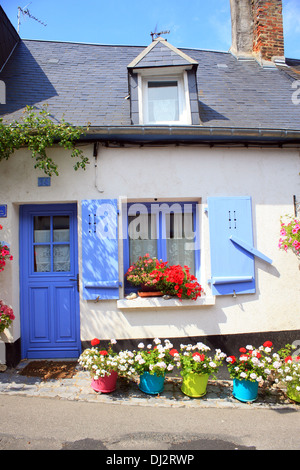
[240,372,247,378]
[246,345,253,350]
[273,361,281,369]
[110,338,117,344]
[167,364,174,371]
[138,342,144,349]
[138,358,145,365]
[250,373,257,380]
[209,361,217,368]
[153,338,161,345]
[147,344,152,349]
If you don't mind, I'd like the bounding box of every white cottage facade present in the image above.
[0,0,300,366]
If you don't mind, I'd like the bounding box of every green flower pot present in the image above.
[287,383,300,403]
[181,372,209,398]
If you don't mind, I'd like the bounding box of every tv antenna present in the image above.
[17,3,47,34]
[150,25,170,41]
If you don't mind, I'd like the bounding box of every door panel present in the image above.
[20,204,80,359]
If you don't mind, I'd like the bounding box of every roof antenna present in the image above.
[150,25,170,41]
[17,3,47,34]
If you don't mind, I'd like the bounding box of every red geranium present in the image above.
[227,355,236,364]
[91,338,100,346]
[99,350,108,356]
[192,352,205,361]
[170,348,179,356]
[263,341,273,348]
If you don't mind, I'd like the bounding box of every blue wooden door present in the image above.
[20,204,80,359]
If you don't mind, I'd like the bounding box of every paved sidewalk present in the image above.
[0,361,299,410]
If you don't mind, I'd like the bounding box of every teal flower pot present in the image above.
[232,378,259,402]
[138,371,165,395]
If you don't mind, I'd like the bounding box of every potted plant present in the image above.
[226,341,282,402]
[276,344,300,403]
[173,342,226,398]
[125,254,167,296]
[278,216,300,257]
[0,228,13,272]
[151,263,204,300]
[130,338,175,394]
[0,300,15,333]
[78,338,120,393]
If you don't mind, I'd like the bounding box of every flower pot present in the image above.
[286,383,300,403]
[91,370,118,393]
[138,284,164,297]
[232,378,259,402]
[138,291,163,297]
[181,372,209,398]
[138,371,165,395]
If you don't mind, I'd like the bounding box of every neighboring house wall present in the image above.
[0,143,299,362]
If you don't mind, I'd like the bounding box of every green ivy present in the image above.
[0,105,90,176]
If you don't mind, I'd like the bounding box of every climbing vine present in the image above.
[0,105,90,176]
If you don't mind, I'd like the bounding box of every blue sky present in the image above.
[1,0,300,58]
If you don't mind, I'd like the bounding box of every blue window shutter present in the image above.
[82,199,120,300]
[207,196,271,296]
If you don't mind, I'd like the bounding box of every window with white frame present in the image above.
[123,201,200,293]
[139,72,192,125]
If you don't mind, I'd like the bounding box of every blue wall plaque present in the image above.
[0,205,7,217]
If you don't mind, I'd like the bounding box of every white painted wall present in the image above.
[0,144,299,345]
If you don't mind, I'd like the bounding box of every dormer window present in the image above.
[128,37,201,126]
[147,79,179,122]
[140,72,191,125]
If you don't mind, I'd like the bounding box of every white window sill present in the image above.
[117,296,215,310]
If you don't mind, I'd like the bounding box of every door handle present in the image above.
[70,274,79,292]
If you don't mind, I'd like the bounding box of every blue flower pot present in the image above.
[138,371,165,395]
[232,379,259,402]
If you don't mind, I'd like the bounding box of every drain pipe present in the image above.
[93,142,104,193]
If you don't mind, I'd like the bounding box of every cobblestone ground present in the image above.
[0,362,299,410]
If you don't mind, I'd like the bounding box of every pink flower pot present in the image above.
[91,371,118,393]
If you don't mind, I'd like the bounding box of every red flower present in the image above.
[263,341,273,348]
[284,356,293,363]
[227,355,236,364]
[99,350,108,356]
[169,348,179,356]
[192,352,205,361]
[91,338,100,346]
[239,347,247,353]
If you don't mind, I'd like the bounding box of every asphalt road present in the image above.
[0,395,299,452]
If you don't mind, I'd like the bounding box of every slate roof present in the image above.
[0,38,300,133]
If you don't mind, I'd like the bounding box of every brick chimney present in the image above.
[230,0,285,64]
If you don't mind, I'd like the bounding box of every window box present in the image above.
[117,295,215,310]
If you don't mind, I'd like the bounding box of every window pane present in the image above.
[34,216,50,243]
[53,245,71,272]
[166,213,195,274]
[34,245,51,272]
[128,214,157,264]
[148,81,179,122]
[53,216,70,242]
